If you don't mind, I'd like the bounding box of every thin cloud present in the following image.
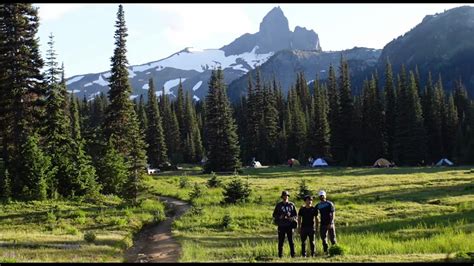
[35,4,84,22]
[151,4,255,49]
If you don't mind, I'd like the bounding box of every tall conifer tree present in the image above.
[146,78,168,167]
[102,5,147,202]
[203,68,241,173]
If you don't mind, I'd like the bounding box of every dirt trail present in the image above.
[124,196,191,263]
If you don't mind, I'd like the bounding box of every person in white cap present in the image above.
[315,190,336,254]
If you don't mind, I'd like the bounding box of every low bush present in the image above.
[329,244,346,256]
[84,231,96,243]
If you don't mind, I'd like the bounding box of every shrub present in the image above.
[297,179,312,201]
[111,217,128,227]
[222,177,251,204]
[140,199,164,213]
[188,206,203,216]
[328,244,346,256]
[65,225,79,235]
[115,234,133,250]
[222,213,232,228]
[179,175,189,189]
[189,182,204,200]
[453,251,473,262]
[207,172,222,188]
[75,216,87,225]
[84,231,96,243]
[46,211,57,224]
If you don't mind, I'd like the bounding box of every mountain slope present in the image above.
[227,47,381,101]
[65,6,322,102]
[376,5,474,96]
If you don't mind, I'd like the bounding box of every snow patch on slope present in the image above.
[163,78,186,94]
[128,69,136,78]
[131,46,273,74]
[66,76,84,85]
[92,75,109,87]
[192,81,203,91]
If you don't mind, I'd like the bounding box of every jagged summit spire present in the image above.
[259,6,289,33]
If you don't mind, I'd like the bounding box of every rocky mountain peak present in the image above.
[221,6,321,56]
[259,6,289,35]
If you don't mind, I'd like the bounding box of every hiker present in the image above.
[298,195,318,257]
[315,190,336,254]
[272,190,297,258]
[308,157,314,167]
[288,159,293,168]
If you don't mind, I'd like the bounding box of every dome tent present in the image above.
[373,158,391,168]
[312,158,328,167]
[435,158,454,166]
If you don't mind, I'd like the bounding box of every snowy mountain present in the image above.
[65,6,322,102]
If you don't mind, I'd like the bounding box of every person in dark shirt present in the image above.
[315,190,336,254]
[272,190,297,258]
[297,195,318,257]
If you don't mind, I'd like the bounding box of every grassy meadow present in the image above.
[145,165,474,262]
[0,165,472,262]
[0,191,166,262]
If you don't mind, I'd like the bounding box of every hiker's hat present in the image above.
[318,190,326,196]
[281,190,290,197]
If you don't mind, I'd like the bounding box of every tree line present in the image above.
[235,60,474,167]
[0,4,473,203]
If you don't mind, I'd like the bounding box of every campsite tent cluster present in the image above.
[249,157,454,168]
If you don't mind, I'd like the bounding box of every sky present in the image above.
[34,3,474,78]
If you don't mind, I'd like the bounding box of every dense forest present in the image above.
[0,4,473,203]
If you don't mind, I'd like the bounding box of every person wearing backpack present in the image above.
[272,190,297,258]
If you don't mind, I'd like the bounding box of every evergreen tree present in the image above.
[384,59,397,160]
[18,134,55,200]
[272,78,287,163]
[394,68,426,165]
[464,103,474,163]
[287,87,307,161]
[309,78,330,158]
[361,74,386,164]
[453,80,474,163]
[0,4,46,197]
[160,88,182,163]
[97,135,128,195]
[102,5,147,203]
[253,69,266,162]
[327,64,342,163]
[137,94,148,137]
[182,91,204,162]
[258,83,279,164]
[443,94,459,159]
[244,74,259,163]
[176,79,186,142]
[146,78,168,167]
[70,93,81,142]
[0,168,12,200]
[43,34,75,198]
[350,96,364,165]
[203,68,241,173]
[422,72,443,164]
[338,56,354,164]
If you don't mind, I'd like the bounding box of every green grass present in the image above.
[145,165,474,262]
[0,192,166,262]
